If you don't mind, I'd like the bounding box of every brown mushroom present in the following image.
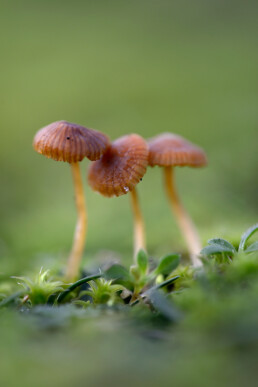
[33,120,109,280]
[88,134,148,258]
[148,133,207,267]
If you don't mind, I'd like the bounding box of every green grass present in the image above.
[1,231,258,387]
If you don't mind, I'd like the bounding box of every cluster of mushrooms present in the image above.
[33,121,207,281]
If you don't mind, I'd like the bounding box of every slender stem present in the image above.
[164,166,202,267]
[57,273,102,303]
[65,162,87,281]
[130,187,146,260]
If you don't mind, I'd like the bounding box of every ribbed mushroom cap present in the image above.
[148,133,207,167]
[33,121,110,163]
[88,134,148,197]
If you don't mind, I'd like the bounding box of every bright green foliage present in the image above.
[0,254,181,309]
[155,254,181,277]
[105,250,181,299]
[12,268,64,306]
[56,273,102,304]
[171,265,194,290]
[239,223,258,252]
[79,278,125,305]
[136,249,148,275]
[200,223,258,263]
[2,224,257,314]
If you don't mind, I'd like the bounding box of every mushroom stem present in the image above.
[65,162,87,281]
[130,187,146,260]
[163,166,202,267]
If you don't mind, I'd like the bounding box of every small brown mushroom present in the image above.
[33,120,109,280]
[148,133,207,267]
[88,134,148,258]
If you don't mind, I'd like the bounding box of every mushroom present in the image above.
[148,133,207,267]
[88,134,148,258]
[33,120,109,280]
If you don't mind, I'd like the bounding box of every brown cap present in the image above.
[148,133,207,167]
[88,134,148,197]
[33,120,110,163]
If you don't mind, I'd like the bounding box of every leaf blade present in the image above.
[136,249,148,274]
[245,241,258,253]
[208,238,236,253]
[57,273,102,304]
[155,254,180,276]
[200,244,234,256]
[104,264,131,281]
[239,223,258,252]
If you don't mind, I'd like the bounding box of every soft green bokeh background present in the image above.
[0,1,257,386]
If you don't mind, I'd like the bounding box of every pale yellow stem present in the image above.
[65,162,87,281]
[164,166,202,267]
[130,188,146,260]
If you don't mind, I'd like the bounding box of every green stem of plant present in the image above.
[65,162,87,281]
[149,275,180,291]
[130,188,146,261]
[57,273,102,303]
[163,166,202,267]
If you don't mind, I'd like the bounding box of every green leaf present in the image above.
[104,264,131,281]
[104,264,134,291]
[155,254,180,276]
[130,265,141,281]
[200,244,234,256]
[239,224,258,252]
[208,238,236,253]
[153,276,180,290]
[57,273,102,304]
[245,241,258,253]
[145,290,181,322]
[136,249,148,274]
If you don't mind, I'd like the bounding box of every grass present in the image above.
[1,226,258,387]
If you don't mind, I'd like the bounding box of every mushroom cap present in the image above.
[33,120,110,163]
[148,133,207,167]
[88,134,148,197]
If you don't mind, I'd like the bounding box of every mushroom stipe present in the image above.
[33,121,110,281]
[163,166,202,267]
[65,162,87,280]
[148,133,207,267]
[88,134,148,259]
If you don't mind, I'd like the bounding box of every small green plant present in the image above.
[2,224,256,313]
[12,268,64,306]
[104,249,180,302]
[76,278,125,306]
[200,223,258,263]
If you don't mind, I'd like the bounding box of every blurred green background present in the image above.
[1,0,257,274]
[0,1,258,386]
